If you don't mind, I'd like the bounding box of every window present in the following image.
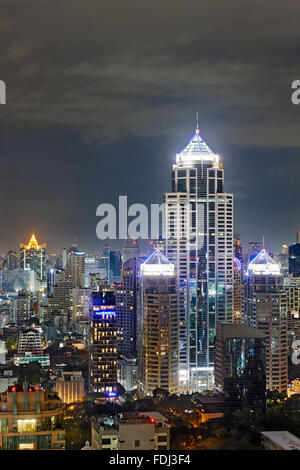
[102,438,111,445]
[158,435,167,442]
[135,440,140,447]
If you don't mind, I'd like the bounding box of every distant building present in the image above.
[233,257,243,323]
[12,291,31,324]
[20,234,47,283]
[115,257,144,356]
[91,412,170,450]
[0,269,36,293]
[18,328,43,356]
[109,251,122,285]
[0,384,65,450]
[196,395,224,422]
[119,354,138,391]
[261,431,300,451]
[289,232,300,277]
[56,371,85,404]
[215,321,266,413]
[65,252,85,288]
[122,238,139,265]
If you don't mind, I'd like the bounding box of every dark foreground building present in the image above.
[215,322,266,413]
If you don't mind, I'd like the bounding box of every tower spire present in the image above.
[196,111,199,134]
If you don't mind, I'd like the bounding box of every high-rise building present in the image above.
[165,127,233,392]
[244,250,288,393]
[12,291,31,324]
[84,257,100,288]
[20,234,47,283]
[88,289,117,395]
[233,234,243,266]
[215,321,266,413]
[65,252,85,288]
[233,257,243,324]
[284,276,300,353]
[138,250,179,395]
[289,232,300,277]
[109,251,122,285]
[4,251,19,271]
[122,238,140,265]
[71,287,91,321]
[115,257,144,356]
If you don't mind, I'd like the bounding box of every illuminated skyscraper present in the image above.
[20,234,47,283]
[138,250,179,395]
[233,257,243,324]
[165,126,233,392]
[88,289,117,395]
[115,257,144,356]
[244,249,288,393]
[65,251,85,288]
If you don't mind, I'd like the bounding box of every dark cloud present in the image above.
[0,0,299,253]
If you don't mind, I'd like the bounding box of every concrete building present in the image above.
[91,412,170,450]
[0,384,65,450]
[56,371,85,404]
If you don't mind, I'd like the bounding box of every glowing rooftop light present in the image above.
[141,249,174,276]
[175,130,219,167]
[247,249,281,276]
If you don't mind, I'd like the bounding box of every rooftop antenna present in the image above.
[196,112,199,134]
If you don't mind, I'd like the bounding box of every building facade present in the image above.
[20,234,47,283]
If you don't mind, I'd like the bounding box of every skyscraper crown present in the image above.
[247,249,280,275]
[141,249,174,276]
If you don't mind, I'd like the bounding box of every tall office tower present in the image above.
[233,234,243,266]
[115,257,144,356]
[233,257,243,323]
[275,245,289,275]
[138,250,179,395]
[215,321,266,413]
[89,289,117,395]
[84,256,100,287]
[165,127,233,392]
[284,276,300,354]
[46,269,72,322]
[109,251,122,285]
[71,287,91,321]
[289,232,300,277]
[12,291,31,324]
[99,243,110,280]
[122,238,140,265]
[17,328,43,356]
[244,250,288,393]
[20,234,47,283]
[65,252,85,288]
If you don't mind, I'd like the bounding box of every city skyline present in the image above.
[0,1,300,253]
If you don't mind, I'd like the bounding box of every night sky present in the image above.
[0,0,299,254]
